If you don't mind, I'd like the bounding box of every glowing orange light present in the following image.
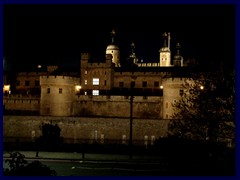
[75,85,81,91]
[3,85,10,94]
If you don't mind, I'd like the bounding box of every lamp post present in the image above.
[129,84,134,160]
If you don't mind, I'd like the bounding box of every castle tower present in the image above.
[162,77,184,119]
[106,30,120,67]
[129,42,138,64]
[173,43,184,67]
[40,76,80,116]
[160,32,172,67]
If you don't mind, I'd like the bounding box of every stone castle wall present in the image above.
[40,76,80,116]
[3,116,169,145]
[3,94,163,119]
[73,95,163,119]
[162,77,185,119]
[3,95,40,112]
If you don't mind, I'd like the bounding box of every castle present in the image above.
[3,31,200,145]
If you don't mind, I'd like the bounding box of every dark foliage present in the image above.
[4,151,56,176]
[169,65,235,143]
[36,123,63,152]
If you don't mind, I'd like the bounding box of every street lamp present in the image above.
[75,85,81,94]
[129,75,137,160]
[129,82,134,160]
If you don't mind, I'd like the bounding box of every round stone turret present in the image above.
[40,76,80,116]
[106,30,120,67]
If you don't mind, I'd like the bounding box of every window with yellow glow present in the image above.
[93,78,99,85]
[92,90,99,96]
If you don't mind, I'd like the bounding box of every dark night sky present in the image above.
[3,4,235,71]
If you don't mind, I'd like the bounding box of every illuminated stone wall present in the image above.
[3,95,40,112]
[40,76,80,116]
[114,71,164,89]
[73,95,163,119]
[162,77,185,119]
[15,72,47,94]
[3,115,169,145]
[80,54,114,93]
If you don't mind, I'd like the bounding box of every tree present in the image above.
[36,122,63,152]
[4,151,56,176]
[168,66,235,143]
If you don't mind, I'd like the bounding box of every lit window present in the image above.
[92,90,99,96]
[85,80,87,85]
[100,134,104,144]
[151,136,156,145]
[84,91,87,95]
[85,70,87,75]
[122,135,126,144]
[93,78,99,85]
[59,88,62,94]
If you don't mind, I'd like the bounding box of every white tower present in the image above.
[130,42,138,64]
[106,30,120,67]
[160,32,172,67]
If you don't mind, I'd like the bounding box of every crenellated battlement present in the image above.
[81,53,90,60]
[74,95,162,102]
[114,71,165,76]
[137,62,160,67]
[40,76,80,85]
[86,62,111,68]
[17,72,47,76]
